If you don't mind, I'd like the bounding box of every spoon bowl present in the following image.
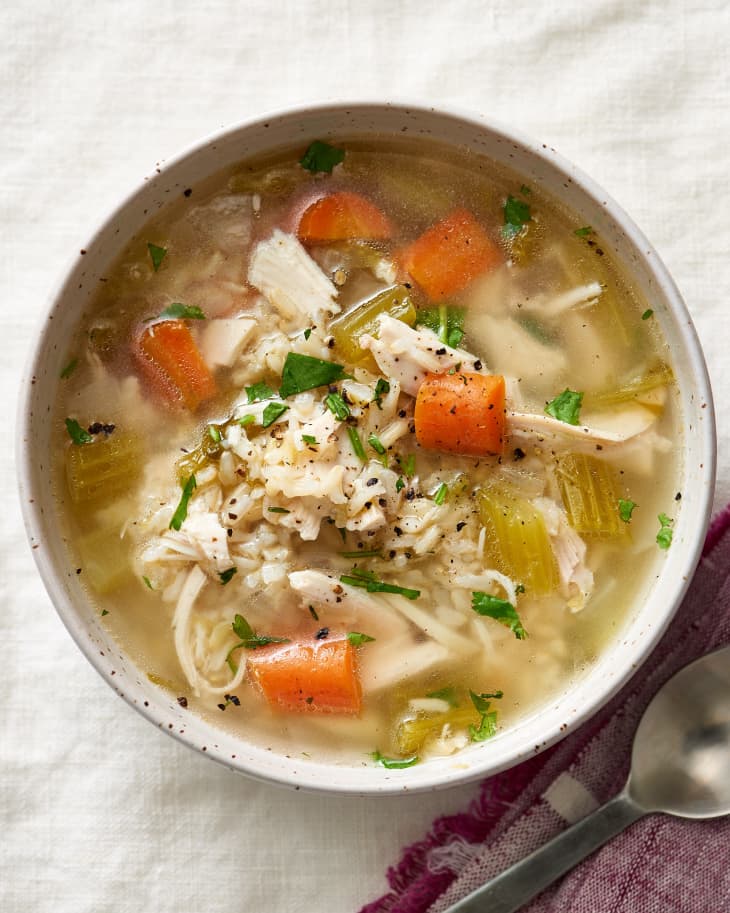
[446,645,730,913]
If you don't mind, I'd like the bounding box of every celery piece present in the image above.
[176,427,223,482]
[583,362,674,409]
[329,286,416,366]
[396,706,480,755]
[477,485,559,596]
[65,433,142,504]
[77,526,132,595]
[555,453,627,539]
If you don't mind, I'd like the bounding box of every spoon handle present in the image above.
[443,792,644,913]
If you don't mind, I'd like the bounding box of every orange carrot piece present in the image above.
[400,209,501,301]
[298,191,393,243]
[415,372,506,456]
[135,320,216,410]
[247,636,362,714]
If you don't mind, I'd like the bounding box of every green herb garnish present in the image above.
[147,242,167,271]
[100,609,109,617]
[60,358,78,379]
[268,506,291,514]
[325,392,351,420]
[347,632,376,646]
[574,226,593,238]
[400,454,416,478]
[280,353,348,398]
[261,402,289,427]
[158,302,206,320]
[208,425,222,443]
[368,433,386,456]
[545,388,583,426]
[246,382,276,404]
[618,499,637,523]
[657,513,674,549]
[302,434,318,445]
[226,613,290,672]
[303,328,312,340]
[468,689,503,742]
[503,195,531,238]
[219,567,238,585]
[642,309,654,320]
[472,591,527,639]
[142,575,154,590]
[426,686,459,707]
[395,477,405,493]
[340,549,382,558]
[371,749,419,769]
[169,474,197,531]
[433,482,448,505]
[238,414,255,426]
[65,418,93,445]
[300,140,345,174]
[341,568,420,600]
[373,378,390,409]
[417,305,465,349]
[347,426,366,461]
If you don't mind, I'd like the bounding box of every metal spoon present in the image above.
[444,644,730,913]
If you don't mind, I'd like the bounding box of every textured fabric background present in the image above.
[2,3,728,912]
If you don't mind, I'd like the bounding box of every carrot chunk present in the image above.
[400,209,501,301]
[414,372,506,456]
[135,320,216,410]
[298,191,393,243]
[247,636,362,714]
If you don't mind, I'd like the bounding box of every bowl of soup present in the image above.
[18,102,715,794]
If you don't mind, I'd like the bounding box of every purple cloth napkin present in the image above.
[362,507,730,913]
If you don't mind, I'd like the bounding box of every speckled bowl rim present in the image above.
[17,100,716,795]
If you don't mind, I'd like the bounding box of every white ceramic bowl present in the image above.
[18,102,716,795]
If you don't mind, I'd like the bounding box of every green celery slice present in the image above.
[65,433,142,504]
[554,453,628,539]
[329,285,416,366]
[396,706,480,755]
[477,485,559,596]
[583,362,674,409]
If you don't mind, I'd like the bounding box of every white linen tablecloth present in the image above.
[2,3,728,911]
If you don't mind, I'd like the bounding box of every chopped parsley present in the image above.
[325,391,351,420]
[426,686,459,707]
[157,302,206,320]
[280,353,348,398]
[341,568,420,600]
[657,513,674,549]
[618,499,637,523]
[347,426,366,461]
[268,506,290,514]
[472,591,527,639]
[246,382,276,403]
[303,328,312,340]
[417,305,465,349]
[515,583,526,595]
[60,357,78,379]
[545,388,583,425]
[371,749,419,769]
[65,417,93,445]
[433,482,448,505]
[395,477,405,493]
[574,226,593,238]
[468,689,503,742]
[368,433,386,455]
[100,609,109,617]
[302,434,318,445]
[373,378,390,409]
[347,632,376,646]
[641,309,654,320]
[142,576,154,590]
[147,242,167,271]
[219,567,238,585]
[226,614,290,672]
[503,195,531,238]
[261,402,289,427]
[299,140,345,174]
[169,474,197,531]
